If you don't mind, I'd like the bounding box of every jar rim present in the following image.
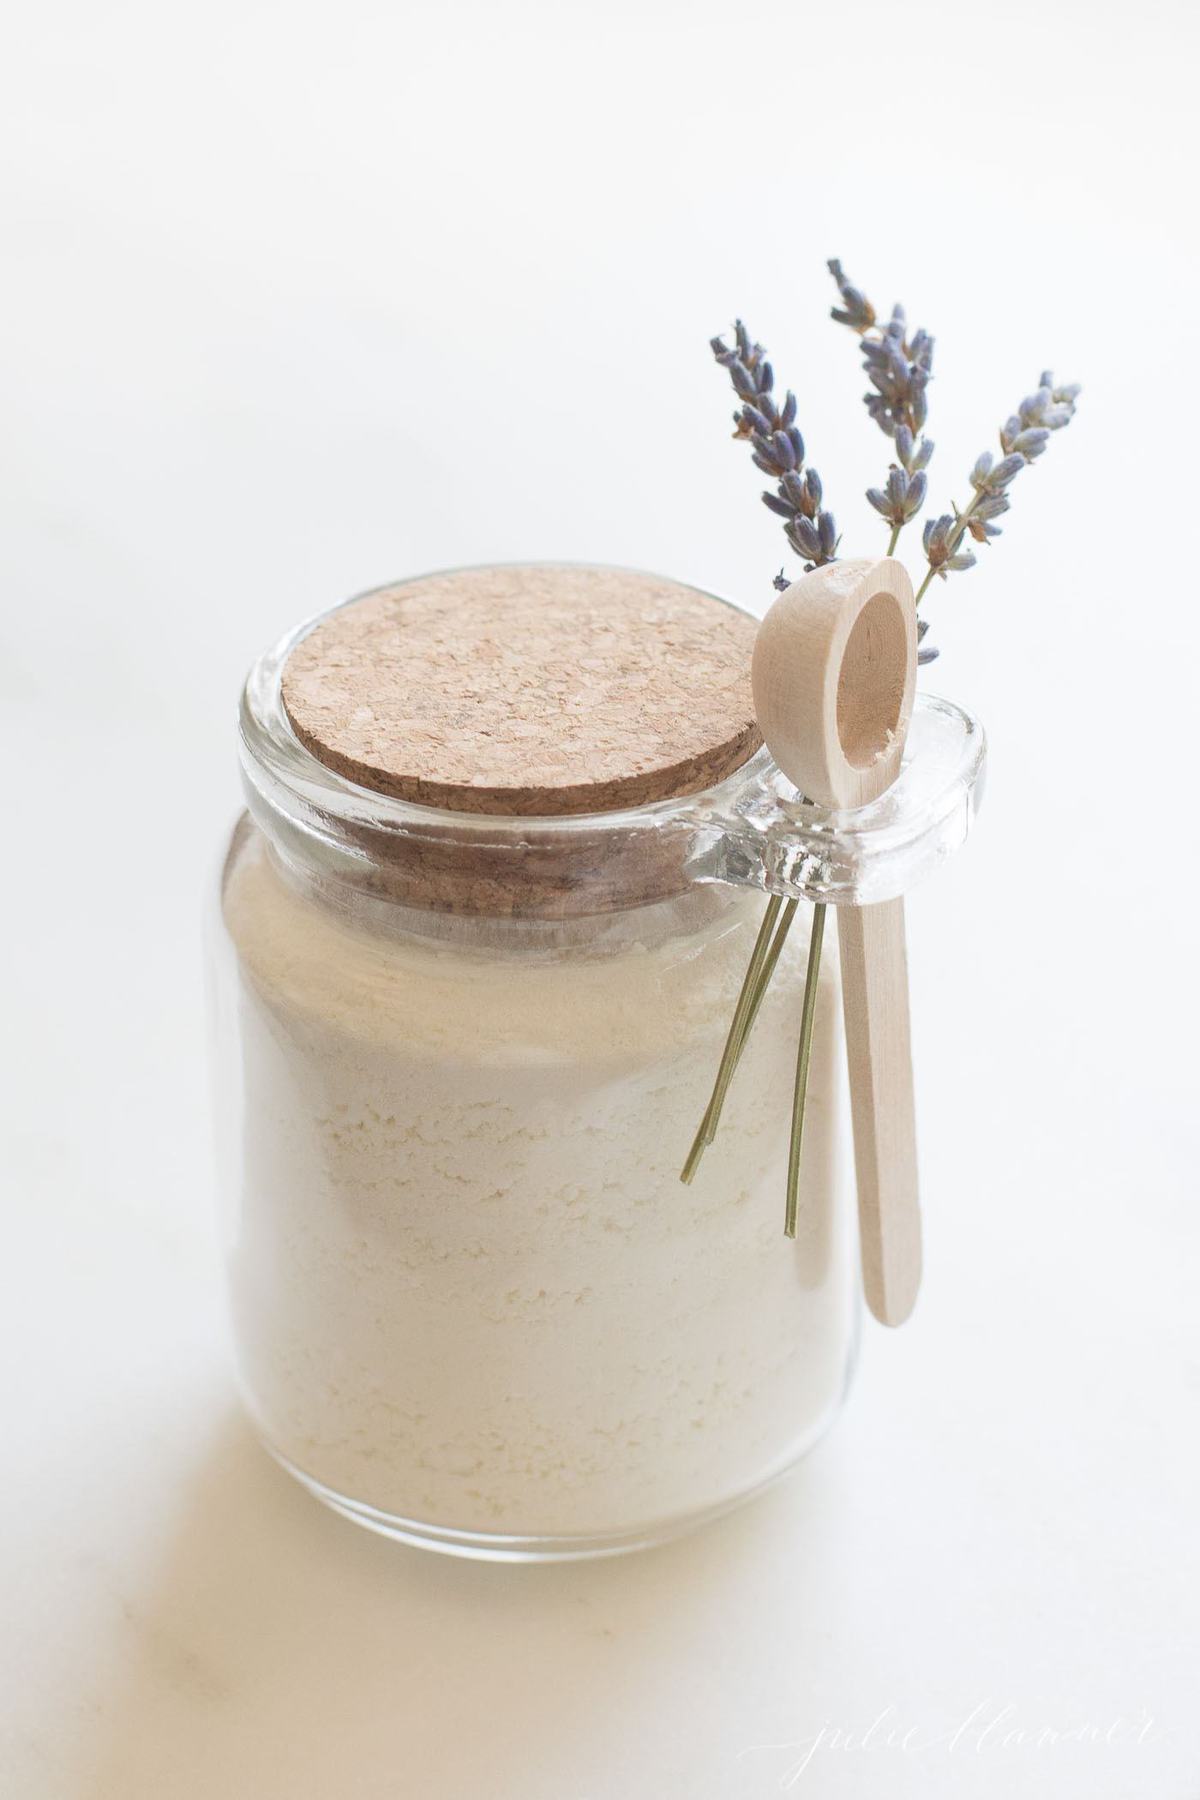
[240,561,777,844]
[238,561,988,916]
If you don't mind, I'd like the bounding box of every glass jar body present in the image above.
[210,814,859,1559]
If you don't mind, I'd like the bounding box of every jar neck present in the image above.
[239,607,773,925]
[235,813,751,961]
[239,601,988,921]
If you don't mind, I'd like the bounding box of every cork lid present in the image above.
[281,564,761,817]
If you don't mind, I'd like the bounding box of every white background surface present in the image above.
[3,1,1198,1795]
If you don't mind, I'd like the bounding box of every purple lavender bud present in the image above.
[762,491,794,519]
[786,425,805,464]
[895,424,914,468]
[990,454,1025,489]
[818,510,838,557]
[788,516,822,560]
[780,470,806,510]
[780,390,797,427]
[803,468,822,514]
[827,258,876,330]
[730,361,758,400]
[770,430,797,472]
[1012,428,1050,459]
[904,471,928,518]
[866,487,893,518]
[886,466,909,511]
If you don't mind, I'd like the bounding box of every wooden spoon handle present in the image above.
[837,897,921,1326]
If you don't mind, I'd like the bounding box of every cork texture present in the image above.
[280,564,760,817]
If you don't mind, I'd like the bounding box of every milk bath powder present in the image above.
[210,565,861,1557]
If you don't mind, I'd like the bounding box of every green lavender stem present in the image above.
[785,902,827,1239]
[728,898,798,1074]
[681,893,828,1236]
[680,896,783,1185]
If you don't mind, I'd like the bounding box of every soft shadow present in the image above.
[82,1411,835,1800]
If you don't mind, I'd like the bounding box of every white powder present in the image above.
[218,828,857,1545]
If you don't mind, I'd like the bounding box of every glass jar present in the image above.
[208,565,984,1560]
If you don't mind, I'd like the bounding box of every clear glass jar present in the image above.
[208,568,984,1560]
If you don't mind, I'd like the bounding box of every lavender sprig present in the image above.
[710,322,839,580]
[688,319,839,1199]
[828,259,936,554]
[689,279,1081,1222]
[858,311,935,441]
[915,372,1080,604]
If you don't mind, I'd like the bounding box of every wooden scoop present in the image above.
[752,557,921,1326]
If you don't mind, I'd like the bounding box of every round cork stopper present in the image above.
[281,564,760,817]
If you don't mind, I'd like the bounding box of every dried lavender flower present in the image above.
[712,285,1080,660]
[866,466,928,530]
[827,259,936,551]
[858,320,933,439]
[915,371,1080,602]
[827,258,876,332]
[711,321,839,576]
[999,373,1081,451]
[691,272,1080,1226]
[699,319,842,1204]
[894,425,934,474]
[827,261,935,442]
